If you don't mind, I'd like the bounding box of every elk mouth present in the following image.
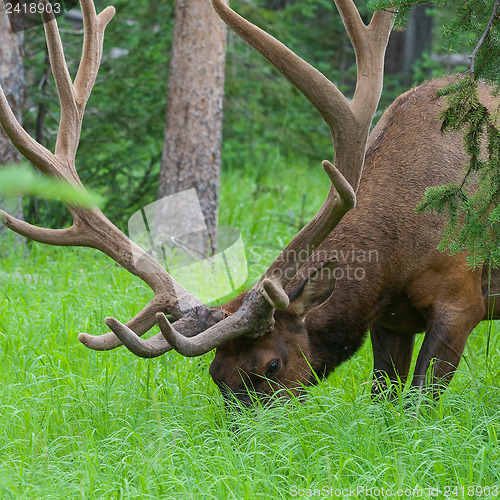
[217,378,311,411]
[221,390,256,410]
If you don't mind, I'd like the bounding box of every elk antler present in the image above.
[0,0,221,357]
[157,0,395,356]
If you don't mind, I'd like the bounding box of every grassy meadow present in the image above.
[1,158,500,499]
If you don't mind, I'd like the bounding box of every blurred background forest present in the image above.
[15,0,468,230]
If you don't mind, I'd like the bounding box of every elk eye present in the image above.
[265,359,281,378]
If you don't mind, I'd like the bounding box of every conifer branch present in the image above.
[468,0,500,76]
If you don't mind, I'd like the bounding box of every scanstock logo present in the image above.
[3,0,78,33]
[128,189,248,311]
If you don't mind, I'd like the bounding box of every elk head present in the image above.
[0,0,394,404]
[210,261,340,405]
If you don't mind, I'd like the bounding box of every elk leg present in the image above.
[370,323,415,397]
[411,312,481,398]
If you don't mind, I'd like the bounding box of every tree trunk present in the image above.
[384,28,406,75]
[157,0,227,257]
[384,4,433,83]
[0,4,25,241]
[402,4,433,84]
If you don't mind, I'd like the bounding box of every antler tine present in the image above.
[351,9,396,118]
[40,0,115,171]
[103,318,171,358]
[80,299,225,355]
[0,84,55,176]
[78,297,166,351]
[74,0,116,106]
[262,160,356,290]
[0,210,86,245]
[41,3,77,166]
[263,279,289,310]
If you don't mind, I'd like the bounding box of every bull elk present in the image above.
[1,0,498,405]
[209,78,500,404]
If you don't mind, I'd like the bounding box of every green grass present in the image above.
[1,158,500,499]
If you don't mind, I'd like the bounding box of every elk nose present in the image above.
[223,390,254,408]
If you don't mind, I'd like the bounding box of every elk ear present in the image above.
[286,260,338,317]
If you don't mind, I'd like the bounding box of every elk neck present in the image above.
[300,214,390,379]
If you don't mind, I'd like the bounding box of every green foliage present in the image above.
[371,0,499,74]
[441,0,500,85]
[0,164,99,208]
[370,0,500,88]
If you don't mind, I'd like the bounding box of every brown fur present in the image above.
[210,78,500,403]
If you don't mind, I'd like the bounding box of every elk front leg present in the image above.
[410,310,483,398]
[406,261,485,399]
[370,323,415,397]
